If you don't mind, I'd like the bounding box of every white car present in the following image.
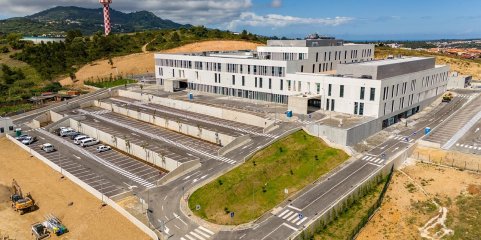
[73,135,89,145]
[96,145,111,153]
[40,143,55,153]
[80,138,100,147]
[59,128,76,137]
[21,136,37,145]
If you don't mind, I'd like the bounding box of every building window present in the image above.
[328,84,332,96]
[316,52,319,62]
[232,75,235,85]
[326,98,330,110]
[269,78,272,89]
[331,99,335,111]
[0,128,3,133]
[287,80,291,91]
[280,79,284,90]
[359,103,364,115]
[312,64,315,73]
[360,87,365,100]
[259,78,263,88]
[370,88,375,101]
[340,85,344,98]
[9,126,13,131]
[215,73,218,83]
[301,65,304,72]
[242,76,245,86]
[316,83,320,94]
[354,102,358,114]
[255,77,257,87]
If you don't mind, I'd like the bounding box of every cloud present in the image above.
[227,12,353,31]
[271,0,282,8]
[0,0,253,25]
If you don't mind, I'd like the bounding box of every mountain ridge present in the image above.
[0,6,191,35]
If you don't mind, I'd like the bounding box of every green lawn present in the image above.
[188,130,349,225]
[84,78,136,88]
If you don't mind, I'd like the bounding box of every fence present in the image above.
[412,151,481,172]
[297,166,394,240]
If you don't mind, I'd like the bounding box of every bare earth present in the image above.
[357,162,481,240]
[59,40,263,87]
[0,137,150,240]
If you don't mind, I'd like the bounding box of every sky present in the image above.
[1,0,481,40]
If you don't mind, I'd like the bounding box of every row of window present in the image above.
[381,72,448,101]
[314,49,373,63]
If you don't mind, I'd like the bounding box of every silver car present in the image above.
[96,145,111,153]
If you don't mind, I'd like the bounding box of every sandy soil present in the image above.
[59,40,263,87]
[0,137,150,240]
[357,163,481,240]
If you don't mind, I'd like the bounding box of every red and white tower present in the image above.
[99,0,113,36]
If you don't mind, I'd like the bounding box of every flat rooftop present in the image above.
[336,57,437,80]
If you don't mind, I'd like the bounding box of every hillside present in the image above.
[0,6,189,35]
[376,47,481,79]
[59,40,264,86]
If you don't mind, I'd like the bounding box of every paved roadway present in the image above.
[143,93,477,240]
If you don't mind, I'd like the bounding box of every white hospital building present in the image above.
[154,37,449,129]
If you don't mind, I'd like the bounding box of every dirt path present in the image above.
[0,137,150,240]
[357,163,481,240]
[60,40,263,87]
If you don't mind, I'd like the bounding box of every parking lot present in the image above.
[106,96,266,137]
[19,127,166,198]
[77,107,236,164]
[424,93,480,145]
[452,119,481,154]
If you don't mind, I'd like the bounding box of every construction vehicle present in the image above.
[442,92,453,102]
[31,222,50,240]
[10,179,35,215]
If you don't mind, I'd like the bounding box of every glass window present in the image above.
[359,103,364,115]
[370,88,375,101]
[242,76,245,86]
[360,87,365,100]
[340,85,344,98]
[354,102,358,114]
[328,84,332,96]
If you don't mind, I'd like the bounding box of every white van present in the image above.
[41,143,55,153]
[73,135,89,145]
[60,128,76,137]
[80,138,99,147]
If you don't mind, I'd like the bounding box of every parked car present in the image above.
[73,135,89,145]
[80,138,99,147]
[96,145,111,153]
[15,134,29,141]
[21,136,37,145]
[40,143,55,153]
[69,132,82,140]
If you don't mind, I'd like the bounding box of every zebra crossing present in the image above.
[392,135,414,143]
[455,143,481,151]
[361,155,384,165]
[276,209,309,226]
[180,226,215,240]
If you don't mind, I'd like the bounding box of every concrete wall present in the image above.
[95,100,235,146]
[69,118,194,172]
[117,90,273,128]
[6,134,159,240]
[218,135,251,156]
[288,96,309,115]
[303,126,354,156]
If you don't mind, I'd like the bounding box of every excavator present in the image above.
[10,179,36,215]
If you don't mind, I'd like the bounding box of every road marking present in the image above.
[283,223,298,231]
[72,154,81,159]
[278,209,289,218]
[189,231,206,240]
[287,205,301,211]
[198,226,214,235]
[194,228,210,238]
[173,212,188,226]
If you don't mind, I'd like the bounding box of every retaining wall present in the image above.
[117,90,273,128]
[95,100,235,146]
[69,118,196,172]
[6,134,159,240]
[218,135,251,156]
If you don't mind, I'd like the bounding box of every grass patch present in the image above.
[84,78,136,88]
[188,130,349,225]
[0,103,33,116]
[313,178,387,240]
[445,194,481,240]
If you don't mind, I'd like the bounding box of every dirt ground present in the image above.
[59,40,263,87]
[357,162,481,240]
[0,137,150,240]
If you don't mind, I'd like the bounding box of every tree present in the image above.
[43,82,62,92]
[0,46,9,53]
[65,30,83,44]
[1,64,25,85]
[170,32,181,42]
[241,30,249,40]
